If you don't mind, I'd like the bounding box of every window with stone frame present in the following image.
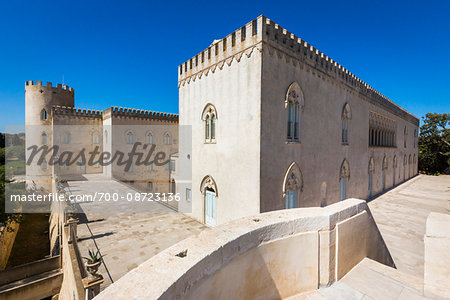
[342,103,352,145]
[369,111,396,147]
[282,162,303,209]
[339,159,350,201]
[202,103,217,143]
[285,82,304,143]
[126,131,134,145]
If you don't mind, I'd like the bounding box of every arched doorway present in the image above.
[282,162,303,209]
[201,175,218,227]
[368,157,375,198]
[340,159,350,201]
[393,155,398,186]
[382,156,388,191]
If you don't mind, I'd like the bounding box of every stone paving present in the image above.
[368,175,450,278]
[66,174,206,290]
[292,175,449,300]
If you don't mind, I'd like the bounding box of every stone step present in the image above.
[287,258,430,300]
[0,268,62,293]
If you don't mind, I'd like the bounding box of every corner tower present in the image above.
[25,81,75,190]
[25,81,74,126]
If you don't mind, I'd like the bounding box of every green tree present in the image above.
[418,113,450,174]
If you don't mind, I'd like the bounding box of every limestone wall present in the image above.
[0,222,20,270]
[58,226,84,300]
[178,15,419,226]
[424,212,450,299]
[178,25,263,224]
[260,45,419,210]
[95,199,394,299]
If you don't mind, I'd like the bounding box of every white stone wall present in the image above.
[179,44,262,225]
[179,16,419,226]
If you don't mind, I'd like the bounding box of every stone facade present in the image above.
[24,81,178,204]
[178,15,419,226]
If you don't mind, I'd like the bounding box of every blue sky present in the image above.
[0,0,449,131]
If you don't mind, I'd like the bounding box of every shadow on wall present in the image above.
[95,198,395,300]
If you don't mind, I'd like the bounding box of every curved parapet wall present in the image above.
[96,199,394,299]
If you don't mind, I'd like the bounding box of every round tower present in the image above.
[25,81,74,126]
[25,81,75,192]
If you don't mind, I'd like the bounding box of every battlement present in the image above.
[25,80,75,95]
[178,17,262,80]
[52,105,102,119]
[110,106,179,122]
[178,15,419,126]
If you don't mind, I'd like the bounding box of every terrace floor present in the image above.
[66,174,206,290]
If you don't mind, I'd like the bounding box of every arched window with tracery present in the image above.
[62,132,70,144]
[285,82,304,142]
[403,155,407,180]
[413,129,418,148]
[41,109,47,121]
[404,126,408,148]
[368,157,375,198]
[41,132,47,145]
[282,162,303,209]
[382,156,388,191]
[146,132,153,145]
[202,104,217,143]
[340,159,350,201]
[126,131,134,145]
[342,103,352,145]
[393,155,398,186]
[164,133,171,145]
[409,154,412,178]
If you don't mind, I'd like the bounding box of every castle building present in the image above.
[178,15,419,226]
[25,81,179,209]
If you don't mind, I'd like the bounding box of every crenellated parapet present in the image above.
[52,105,102,119]
[110,106,179,123]
[25,80,75,96]
[178,15,419,126]
[178,17,262,82]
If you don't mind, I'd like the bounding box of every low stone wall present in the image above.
[96,198,394,299]
[58,225,85,300]
[424,212,450,299]
[0,221,20,270]
[0,256,60,286]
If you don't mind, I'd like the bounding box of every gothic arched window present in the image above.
[146,132,153,145]
[202,104,217,143]
[368,157,375,197]
[41,109,47,121]
[340,159,350,201]
[41,132,47,145]
[342,103,352,145]
[382,156,388,191]
[285,82,304,142]
[126,131,134,145]
[164,133,171,145]
[404,126,408,148]
[201,175,218,227]
[393,155,398,185]
[282,162,303,209]
[62,133,70,144]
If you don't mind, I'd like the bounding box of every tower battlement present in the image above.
[25,80,75,95]
[178,15,419,126]
[111,106,179,122]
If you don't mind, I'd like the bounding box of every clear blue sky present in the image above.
[0,0,449,131]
